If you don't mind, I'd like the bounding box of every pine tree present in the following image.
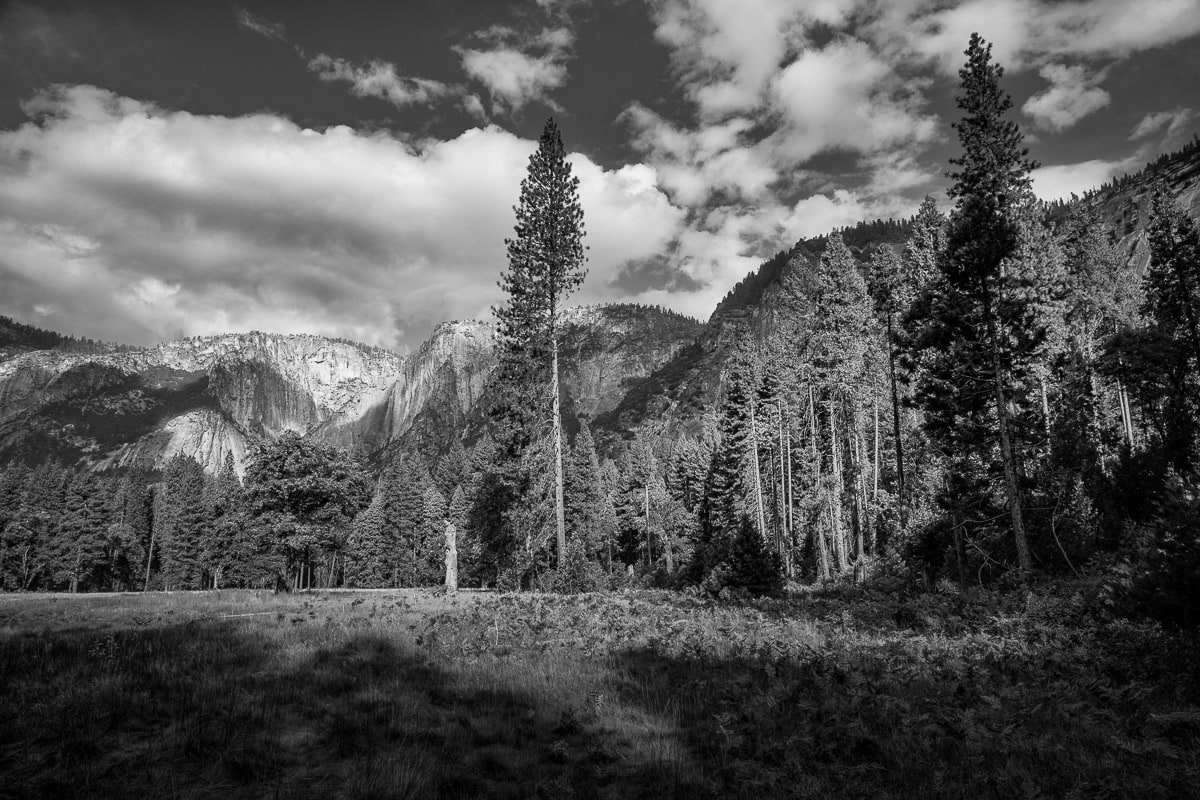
[667,439,709,513]
[690,357,761,585]
[157,455,209,590]
[204,453,244,589]
[345,492,389,587]
[1145,190,1200,371]
[494,117,587,567]
[564,422,617,562]
[433,439,469,498]
[916,33,1041,576]
[872,196,945,520]
[0,463,30,590]
[811,233,879,569]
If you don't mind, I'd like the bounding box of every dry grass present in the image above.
[0,586,1198,799]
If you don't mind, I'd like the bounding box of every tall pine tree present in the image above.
[494,118,587,568]
[915,33,1041,576]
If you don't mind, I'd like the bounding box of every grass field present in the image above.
[1,585,1198,799]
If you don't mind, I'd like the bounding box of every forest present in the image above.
[1,35,1199,638]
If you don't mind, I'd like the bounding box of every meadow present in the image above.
[1,585,1198,799]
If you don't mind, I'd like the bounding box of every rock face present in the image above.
[1074,140,1200,275]
[0,305,702,473]
[0,332,404,473]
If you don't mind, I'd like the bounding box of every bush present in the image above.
[698,518,783,598]
[549,538,606,594]
[1126,471,1200,628]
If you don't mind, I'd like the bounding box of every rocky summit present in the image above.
[0,305,701,474]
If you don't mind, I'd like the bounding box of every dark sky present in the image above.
[1,0,1198,350]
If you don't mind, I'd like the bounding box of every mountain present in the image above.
[592,139,1200,447]
[0,304,701,473]
[1069,135,1200,274]
[4,141,1196,474]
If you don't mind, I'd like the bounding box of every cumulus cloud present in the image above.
[1022,63,1110,132]
[633,3,936,197]
[0,85,685,349]
[307,54,459,108]
[458,27,574,114]
[621,105,777,205]
[872,0,1200,76]
[768,38,937,161]
[1029,158,1130,202]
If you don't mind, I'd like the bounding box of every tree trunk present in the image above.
[144,519,156,592]
[662,503,674,574]
[983,291,1033,576]
[777,407,787,563]
[784,421,794,578]
[1117,377,1134,447]
[872,397,880,502]
[644,483,651,567]
[828,397,848,572]
[749,396,767,541]
[552,336,566,566]
[886,316,907,527]
[1040,377,1052,443]
[809,386,830,580]
[953,516,967,590]
[444,521,458,593]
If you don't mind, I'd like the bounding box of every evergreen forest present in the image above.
[2,35,1200,637]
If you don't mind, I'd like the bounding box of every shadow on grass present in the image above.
[605,634,1200,800]
[0,621,692,800]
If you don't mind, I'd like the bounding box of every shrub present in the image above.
[1126,471,1200,628]
[698,518,783,598]
[551,538,606,594]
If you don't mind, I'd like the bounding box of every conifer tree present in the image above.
[811,233,878,568]
[564,422,616,560]
[690,357,776,588]
[667,439,709,514]
[872,197,945,519]
[493,118,587,567]
[916,33,1041,575]
[345,493,389,587]
[157,454,209,590]
[433,439,469,498]
[204,453,244,589]
[1141,190,1200,470]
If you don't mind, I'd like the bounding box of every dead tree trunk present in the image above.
[552,336,566,566]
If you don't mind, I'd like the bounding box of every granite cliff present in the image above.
[0,304,702,473]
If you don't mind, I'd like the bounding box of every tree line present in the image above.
[3,35,1199,624]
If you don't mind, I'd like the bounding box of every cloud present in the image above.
[308,54,459,108]
[0,85,685,350]
[1029,158,1130,202]
[768,38,937,161]
[621,105,777,205]
[871,0,1200,76]
[234,7,286,42]
[1022,63,1110,132]
[1131,107,1196,146]
[649,0,805,119]
[458,27,574,114]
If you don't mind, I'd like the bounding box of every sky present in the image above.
[0,0,1198,351]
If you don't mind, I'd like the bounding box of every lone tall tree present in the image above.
[496,118,587,566]
[917,34,1040,575]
